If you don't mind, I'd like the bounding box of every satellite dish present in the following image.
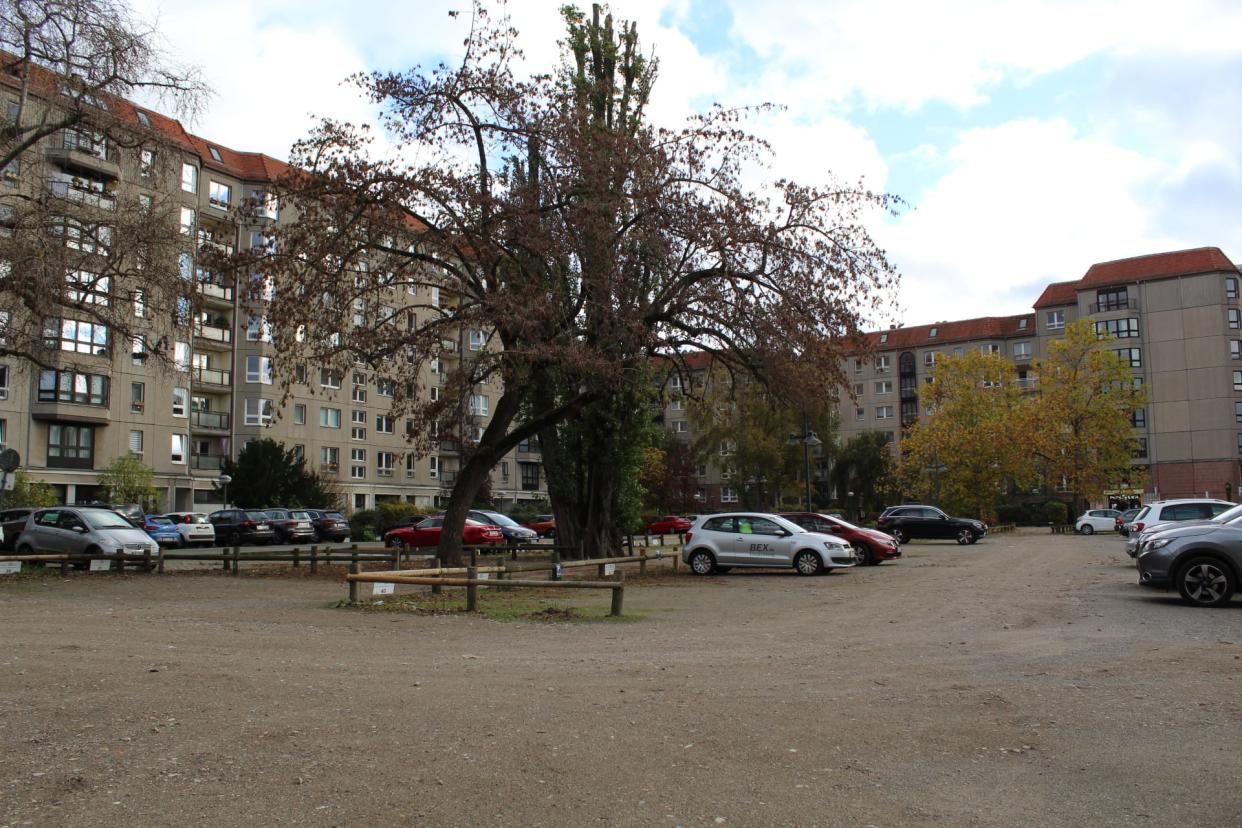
[0,448,19,472]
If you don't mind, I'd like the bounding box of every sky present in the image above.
[130,0,1242,329]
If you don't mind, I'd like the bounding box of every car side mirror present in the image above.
[939,515,947,520]
[73,526,87,533]
[778,529,791,537]
[830,525,843,533]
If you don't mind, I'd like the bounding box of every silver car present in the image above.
[1124,499,1235,557]
[15,507,158,557]
[682,512,856,576]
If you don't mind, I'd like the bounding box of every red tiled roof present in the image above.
[1078,247,1237,290]
[1033,280,1078,308]
[858,314,1034,352]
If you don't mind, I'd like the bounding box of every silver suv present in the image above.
[681,512,855,576]
[15,507,158,557]
[1124,499,1234,557]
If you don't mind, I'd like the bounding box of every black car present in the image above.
[262,508,316,543]
[208,509,277,546]
[0,508,33,550]
[876,505,987,545]
[465,509,538,543]
[303,509,351,543]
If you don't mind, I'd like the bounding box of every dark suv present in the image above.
[304,509,351,543]
[877,505,987,545]
[208,509,277,546]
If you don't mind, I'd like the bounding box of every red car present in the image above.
[646,516,692,535]
[779,512,902,566]
[525,515,556,538]
[383,517,504,548]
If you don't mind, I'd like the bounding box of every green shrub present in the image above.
[1043,500,1069,525]
[376,501,433,533]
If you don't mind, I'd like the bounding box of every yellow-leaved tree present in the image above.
[899,351,1034,519]
[1027,318,1148,515]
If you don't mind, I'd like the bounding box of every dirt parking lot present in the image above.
[1,529,1240,827]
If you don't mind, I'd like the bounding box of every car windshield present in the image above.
[325,512,346,521]
[147,517,174,526]
[1212,504,1242,524]
[825,514,862,531]
[417,518,442,528]
[291,511,311,520]
[265,510,288,519]
[83,510,135,529]
[480,512,520,527]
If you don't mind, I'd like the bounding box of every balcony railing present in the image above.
[439,471,458,485]
[192,366,231,386]
[197,281,234,302]
[1090,298,1139,313]
[521,480,541,491]
[191,453,226,470]
[48,180,116,211]
[191,410,230,430]
[193,323,232,344]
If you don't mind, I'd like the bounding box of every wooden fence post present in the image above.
[293,547,300,568]
[143,548,152,573]
[551,549,561,581]
[610,571,625,617]
[157,545,165,574]
[59,556,69,578]
[222,545,230,571]
[231,545,240,575]
[115,553,124,574]
[391,544,400,571]
[310,546,318,574]
[348,562,360,603]
[466,566,478,612]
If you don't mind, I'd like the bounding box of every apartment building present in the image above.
[0,73,546,513]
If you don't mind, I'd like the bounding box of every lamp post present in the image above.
[787,415,822,513]
[218,474,232,508]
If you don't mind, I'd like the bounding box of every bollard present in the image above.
[466,566,478,612]
[551,549,562,582]
[348,561,360,603]
[610,571,625,617]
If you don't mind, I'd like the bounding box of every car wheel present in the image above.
[1176,556,1236,608]
[386,536,404,549]
[852,541,873,566]
[956,528,973,545]
[688,550,716,575]
[1079,524,1094,535]
[793,550,823,576]
[890,527,907,544]
[967,534,979,545]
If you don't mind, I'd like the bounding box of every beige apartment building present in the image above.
[0,75,546,513]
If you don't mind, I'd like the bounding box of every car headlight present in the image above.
[1147,538,1172,551]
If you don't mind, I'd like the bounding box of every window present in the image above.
[37,370,108,405]
[1046,310,1065,330]
[320,446,339,469]
[376,415,394,434]
[876,405,894,419]
[47,319,109,355]
[171,433,186,464]
[292,444,305,462]
[721,487,738,503]
[1235,371,1242,391]
[1228,277,1239,300]
[1019,318,1029,330]
[981,343,1000,354]
[469,329,486,350]
[66,270,110,306]
[1013,342,1032,359]
[208,146,223,163]
[181,162,197,193]
[179,206,195,235]
[879,333,888,344]
[351,384,367,403]
[1115,348,1142,368]
[132,289,146,317]
[241,398,271,427]
[174,341,190,372]
[1134,437,1148,459]
[672,420,688,433]
[139,148,154,175]
[1096,287,1129,312]
[1095,318,1140,339]
[429,386,439,402]
[377,379,395,397]
[208,181,231,209]
[430,456,439,478]
[405,453,418,477]
[377,452,395,477]
[1230,309,1241,330]
[172,387,188,417]
[500,462,510,482]
[1233,341,1241,361]
[246,316,272,342]
[58,218,111,254]
[874,380,893,395]
[0,365,7,400]
[319,368,341,389]
[350,448,366,479]
[855,407,864,421]
[853,358,863,374]
[1237,403,1242,425]
[128,430,143,457]
[320,407,341,428]
[1132,408,1146,428]
[245,356,273,384]
[719,440,735,456]
[924,351,937,367]
[48,423,93,462]
[431,286,441,307]
[852,383,864,397]
[875,355,890,373]
[469,394,489,416]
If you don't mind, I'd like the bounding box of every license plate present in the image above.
[256,524,268,530]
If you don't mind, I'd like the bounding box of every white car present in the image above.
[162,512,218,547]
[1075,509,1121,535]
[681,512,856,576]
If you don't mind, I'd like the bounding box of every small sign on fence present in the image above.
[554,563,563,579]
[373,582,395,595]
[0,561,20,575]
[603,563,616,576]
[89,558,111,572]
[478,572,490,580]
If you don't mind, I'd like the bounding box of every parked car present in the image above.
[263,508,316,543]
[303,509,351,543]
[162,512,217,547]
[1075,509,1121,535]
[779,511,902,566]
[15,507,158,557]
[141,515,184,547]
[383,517,504,549]
[647,516,692,535]
[466,510,538,543]
[1115,508,1142,534]
[682,512,855,576]
[1128,503,1242,557]
[876,505,987,545]
[208,509,277,546]
[1136,521,1242,607]
[1124,499,1235,557]
[525,515,556,538]
[0,508,34,550]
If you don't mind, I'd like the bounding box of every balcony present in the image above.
[191,453,226,471]
[48,180,116,211]
[1089,298,1139,313]
[191,410,231,431]
[193,323,232,349]
[1015,377,1038,392]
[439,471,458,486]
[31,401,110,425]
[196,280,234,307]
[46,146,120,180]
[192,366,232,387]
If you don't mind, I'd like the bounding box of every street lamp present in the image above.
[787,415,822,513]
[218,474,232,508]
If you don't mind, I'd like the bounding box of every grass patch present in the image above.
[335,588,645,623]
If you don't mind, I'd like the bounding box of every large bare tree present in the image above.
[239,3,900,564]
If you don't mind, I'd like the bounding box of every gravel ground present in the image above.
[1,529,1240,827]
